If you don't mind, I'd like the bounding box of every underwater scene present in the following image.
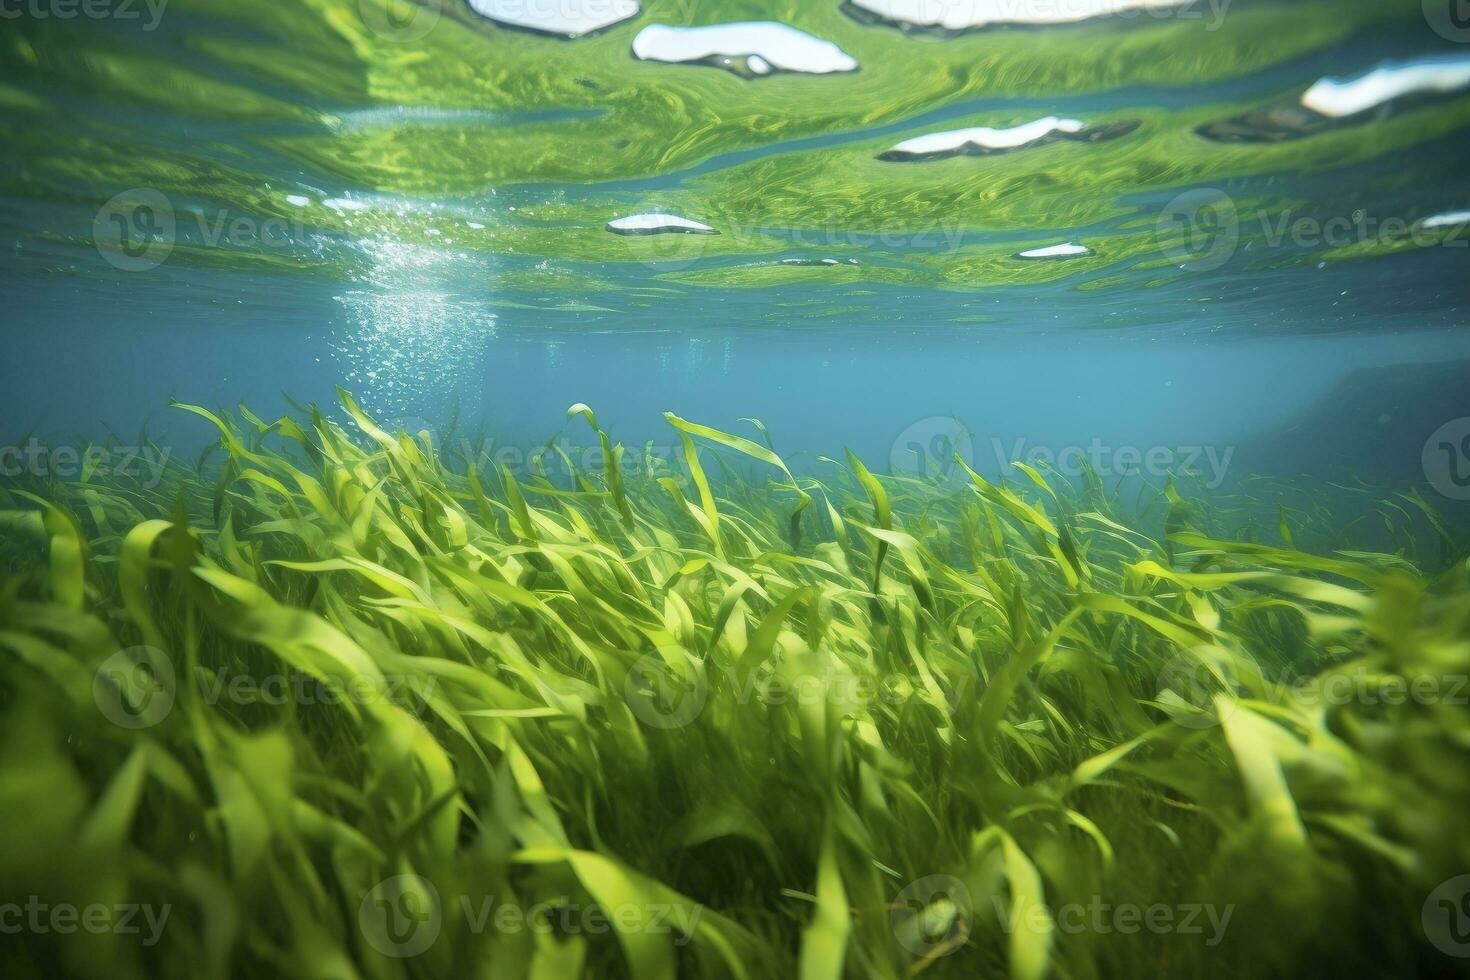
[4,0,1470,976]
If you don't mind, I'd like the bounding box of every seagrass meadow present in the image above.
[2,394,1469,979]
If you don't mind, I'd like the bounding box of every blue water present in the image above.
[5,246,1469,494]
[4,0,1470,508]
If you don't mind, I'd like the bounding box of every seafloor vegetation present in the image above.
[2,394,1468,978]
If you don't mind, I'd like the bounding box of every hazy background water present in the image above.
[5,246,1469,494]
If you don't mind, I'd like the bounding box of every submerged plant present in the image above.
[0,393,1467,979]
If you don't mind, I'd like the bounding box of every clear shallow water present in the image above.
[9,6,1470,979]
[2,0,1469,491]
